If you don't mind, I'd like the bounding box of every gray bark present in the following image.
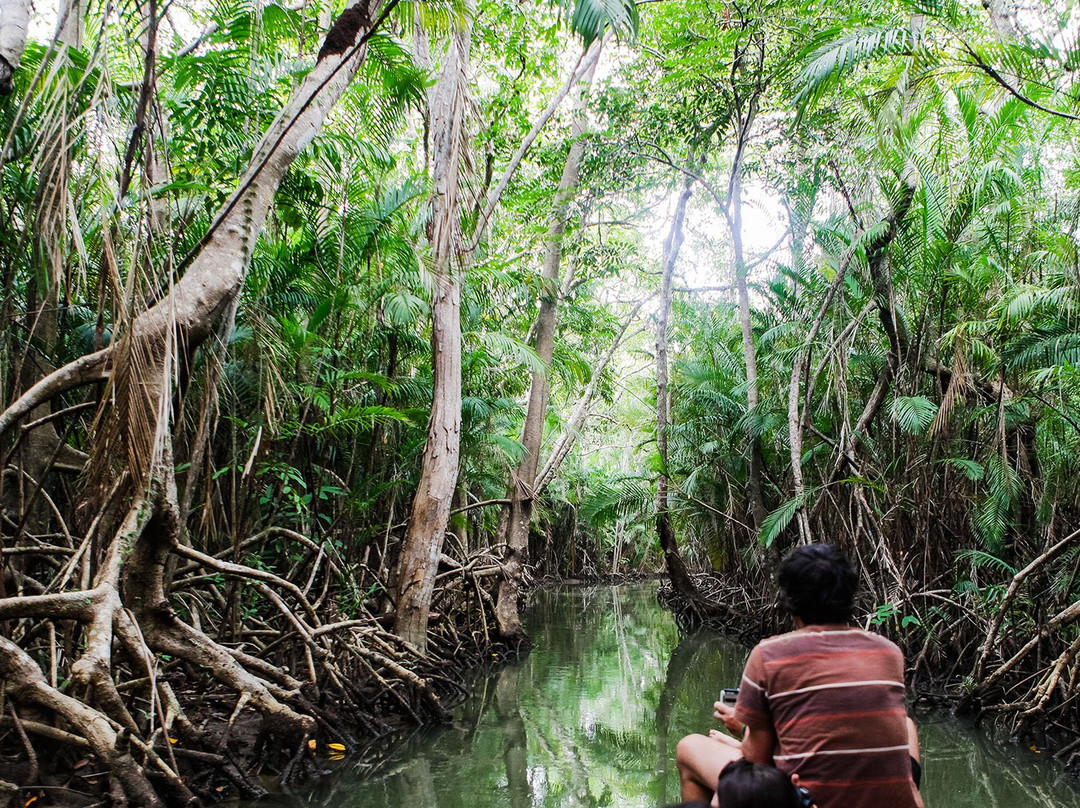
[0,0,31,93]
[656,173,701,605]
[394,24,472,653]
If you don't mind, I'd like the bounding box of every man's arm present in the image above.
[740,723,777,764]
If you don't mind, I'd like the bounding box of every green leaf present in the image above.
[956,548,1016,576]
[888,396,938,435]
[758,496,804,548]
[940,457,985,481]
[795,25,915,109]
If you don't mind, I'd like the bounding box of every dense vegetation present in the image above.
[1,0,1079,802]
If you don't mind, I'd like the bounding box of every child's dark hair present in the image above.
[714,759,801,808]
[777,543,858,625]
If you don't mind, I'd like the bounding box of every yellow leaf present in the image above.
[168,737,178,745]
[307,739,317,750]
[329,754,345,761]
[327,743,346,752]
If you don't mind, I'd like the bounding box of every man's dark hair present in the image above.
[714,759,801,808]
[777,543,858,625]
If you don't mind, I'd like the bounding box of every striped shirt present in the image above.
[734,626,923,808]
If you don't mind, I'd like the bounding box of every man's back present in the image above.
[735,626,923,808]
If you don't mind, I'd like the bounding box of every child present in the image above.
[712,759,807,808]
[665,760,809,808]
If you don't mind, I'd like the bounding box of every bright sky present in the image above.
[638,180,790,298]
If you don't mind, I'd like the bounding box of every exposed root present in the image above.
[1,481,509,805]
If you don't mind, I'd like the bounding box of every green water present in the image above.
[260,584,1080,807]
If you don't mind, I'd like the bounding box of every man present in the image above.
[675,543,923,808]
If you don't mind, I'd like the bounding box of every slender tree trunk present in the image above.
[494,42,600,642]
[730,163,768,532]
[533,299,645,493]
[806,185,915,525]
[394,24,471,653]
[656,172,702,607]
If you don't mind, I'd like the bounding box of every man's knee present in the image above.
[676,733,709,769]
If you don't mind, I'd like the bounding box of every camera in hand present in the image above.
[796,785,813,807]
[720,687,739,705]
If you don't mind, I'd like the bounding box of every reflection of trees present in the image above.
[918,713,1080,808]
[499,585,669,806]
[656,632,703,806]
[397,757,439,808]
[495,665,532,808]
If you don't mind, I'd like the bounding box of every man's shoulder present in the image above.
[757,627,903,657]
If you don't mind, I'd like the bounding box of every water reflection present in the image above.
[249,584,1080,808]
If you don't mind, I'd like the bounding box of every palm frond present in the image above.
[795,25,915,109]
[955,547,1016,576]
[560,0,638,45]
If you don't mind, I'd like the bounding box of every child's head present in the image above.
[712,759,802,808]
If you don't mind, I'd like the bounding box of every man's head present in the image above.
[777,543,857,625]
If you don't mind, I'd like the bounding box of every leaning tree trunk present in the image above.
[394,23,472,654]
[533,298,645,494]
[0,2,394,801]
[724,31,768,536]
[494,40,601,644]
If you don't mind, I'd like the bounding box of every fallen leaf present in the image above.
[307,739,317,750]
[327,743,346,752]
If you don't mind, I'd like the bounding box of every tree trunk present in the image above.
[730,161,768,532]
[494,42,600,643]
[394,24,471,653]
[656,172,702,608]
[0,0,387,444]
[0,0,31,93]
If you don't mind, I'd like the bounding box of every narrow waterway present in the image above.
[255,584,1080,807]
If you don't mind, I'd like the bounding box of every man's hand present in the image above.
[713,701,745,737]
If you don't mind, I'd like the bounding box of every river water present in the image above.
[254,583,1080,807]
